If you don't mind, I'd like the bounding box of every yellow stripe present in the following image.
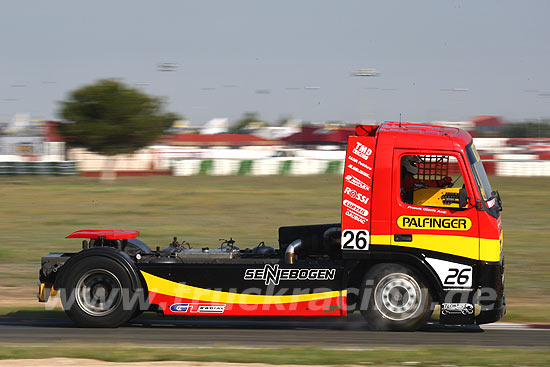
[141,271,341,305]
[375,233,500,262]
[371,234,391,245]
[391,234,479,260]
[480,238,502,262]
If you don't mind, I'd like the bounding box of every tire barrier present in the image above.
[0,161,77,176]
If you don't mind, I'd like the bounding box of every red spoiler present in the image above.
[66,229,140,240]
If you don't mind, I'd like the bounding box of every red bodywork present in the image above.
[66,229,140,240]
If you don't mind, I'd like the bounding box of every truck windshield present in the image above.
[466,143,493,201]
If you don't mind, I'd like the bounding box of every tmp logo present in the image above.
[352,142,373,161]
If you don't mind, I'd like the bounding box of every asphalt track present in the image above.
[0,316,548,348]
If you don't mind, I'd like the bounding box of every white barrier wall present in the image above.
[496,160,550,176]
[60,146,550,177]
[171,158,345,176]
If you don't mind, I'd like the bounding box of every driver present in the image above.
[401,155,453,204]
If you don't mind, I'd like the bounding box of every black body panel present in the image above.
[138,262,346,295]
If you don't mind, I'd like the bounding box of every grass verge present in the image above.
[0,346,549,365]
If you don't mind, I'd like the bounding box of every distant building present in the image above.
[283,125,355,146]
[158,133,279,147]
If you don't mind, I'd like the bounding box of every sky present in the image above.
[1,0,549,125]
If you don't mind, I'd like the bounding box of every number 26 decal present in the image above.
[444,268,472,286]
[341,229,370,250]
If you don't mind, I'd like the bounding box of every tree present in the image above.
[229,112,261,134]
[58,79,180,179]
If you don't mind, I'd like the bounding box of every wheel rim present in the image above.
[373,272,423,321]
[75,269,122,317]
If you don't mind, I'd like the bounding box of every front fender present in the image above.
[53,247,146,293]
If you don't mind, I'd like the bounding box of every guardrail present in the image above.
[0,161,77,176]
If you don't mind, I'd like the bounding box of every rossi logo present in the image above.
[345,209,367,224]
[343,200,368,216]
[345,174,370,191]
[344,187,369,204]
[352,142,373,161]
[170,303,226,313]
[244,264,336,286]
[398,216,472,231]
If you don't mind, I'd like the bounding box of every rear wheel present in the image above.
[361,263,433,331]
[61,256,138,327]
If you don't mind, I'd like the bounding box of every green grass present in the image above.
[0,346,549,365]
[0,175,548,322]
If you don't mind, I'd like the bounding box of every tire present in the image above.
[61,256,138,327]
[360,263,433,331]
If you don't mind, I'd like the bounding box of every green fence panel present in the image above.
[199,159,213,174]
[238,160,253,175]
[279,160,292,175]
[325,160,342,174]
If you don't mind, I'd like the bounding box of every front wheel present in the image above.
[361,263,433,331]
[61,256,139,327]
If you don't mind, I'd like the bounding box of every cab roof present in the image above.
[356,121,472,151]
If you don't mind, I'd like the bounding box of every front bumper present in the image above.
[475,260,506,324]
[37,282,57,302]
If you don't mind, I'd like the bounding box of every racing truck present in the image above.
[38,122,505,331]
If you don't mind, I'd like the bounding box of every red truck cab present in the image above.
[341,122,504,325]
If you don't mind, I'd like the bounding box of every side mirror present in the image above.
[459,187,468,208]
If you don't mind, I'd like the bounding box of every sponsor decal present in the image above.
[398,215,472,231]
[348,163,372,179]
[244,264,336,286]
[344,209,367,224]
[425,257,473,288]
[344,187,369,204]
[194,305,226,313]
[323,305,340,314]
[441,303,474,315]
[347,155,372,171]
[170,303,189,313]
[345,174,370,191]
[343,200,368,216]
[406,205,449,214]
[352,142,373,161]
[169,303,226,313]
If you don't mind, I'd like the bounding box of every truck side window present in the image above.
[400,155,464,208]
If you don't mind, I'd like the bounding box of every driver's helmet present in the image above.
[402,155,420,175]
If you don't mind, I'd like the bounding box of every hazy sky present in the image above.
[1,1,549,125]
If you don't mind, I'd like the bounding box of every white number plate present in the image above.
[426,257,473,288]
[341,229,370,251]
